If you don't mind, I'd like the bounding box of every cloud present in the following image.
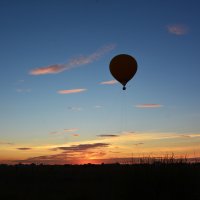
[30,44,116,75]
[119,132,200,142]
[167,24,189,35]
[49,131,59,135]
[64,128,78,133]
[100,80,118,85]
[30,64,65,75]
[133,142,144,146]
[58,88,87,94]
[11,130,200,165]
[53,143,109,152]
[97,134,119,137]
[15,153,73,165]
[14,153,200,165]
[180,135,191,138]
[180,134,200,138]
[17,148,32,150]
[49,128,78,135]
[16,143,109,164]
[16,88,31,93]
[17,79,25,83]
[72,134,79,137]
[49,131,66,135]
[121,131,135,135]
[135,104,163,108]
[94,105,103,109]
[97,131,135,139]
[0,142,14,145]
[68,106,82,111]
[15,153,92,165]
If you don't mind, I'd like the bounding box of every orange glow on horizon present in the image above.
[1,131,200,165]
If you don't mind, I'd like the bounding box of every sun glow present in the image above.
[1,131,200,164]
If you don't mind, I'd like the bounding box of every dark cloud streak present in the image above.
[97,134,119,137]
[17,148,32,150]
[53,143,109,152]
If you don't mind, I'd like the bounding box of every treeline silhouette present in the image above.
[0,162,200,200]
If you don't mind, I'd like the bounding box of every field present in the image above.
[0,163,200,200]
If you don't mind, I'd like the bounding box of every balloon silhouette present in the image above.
[109,54,137,90]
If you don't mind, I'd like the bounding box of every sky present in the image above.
[1,0,200,164]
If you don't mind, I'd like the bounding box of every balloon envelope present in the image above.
[109,54,137,89]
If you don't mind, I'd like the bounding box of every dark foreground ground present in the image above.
[0,163,200,200]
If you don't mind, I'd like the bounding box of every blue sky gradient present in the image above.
[1,0,200,163]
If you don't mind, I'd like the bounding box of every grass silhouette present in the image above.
[0,160,200,200]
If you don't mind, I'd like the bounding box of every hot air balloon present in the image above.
[109,54,137,90]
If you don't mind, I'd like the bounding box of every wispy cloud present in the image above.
[133,142,144,146]
[16,88,31,93]
[97,134,119,137]
[121,131,135,135]
[17,148,32,150]
[100,80,118,85]
[68,106,82,111]
[120,132,200,141]
[15,153,87,165]
[49,131,65,135]
[64,128,78,133]
[94,105,103,109]
[167,24,189,35]
[15,154,72,165]
[0,141,14,145]
[30,44,116,75]
[72,134,79,137]
[49,128,78,135]
[30,64,65,75]
[180,134,200,138]
[135,104,163,108]
[49,131,59,135]
[58,88,87,94]
[17,79,25,83]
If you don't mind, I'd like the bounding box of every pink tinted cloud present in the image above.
[49,128,78,135]
[135,104,163,108]
[58,88,87,94]
[167,24,189,35]
[100,80,118,85]
[64,128,78,133]
[72,134,79,137]
[30,64,65,75]
[30,44,116,75]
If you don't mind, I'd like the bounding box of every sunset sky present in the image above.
[1,0,200,164]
